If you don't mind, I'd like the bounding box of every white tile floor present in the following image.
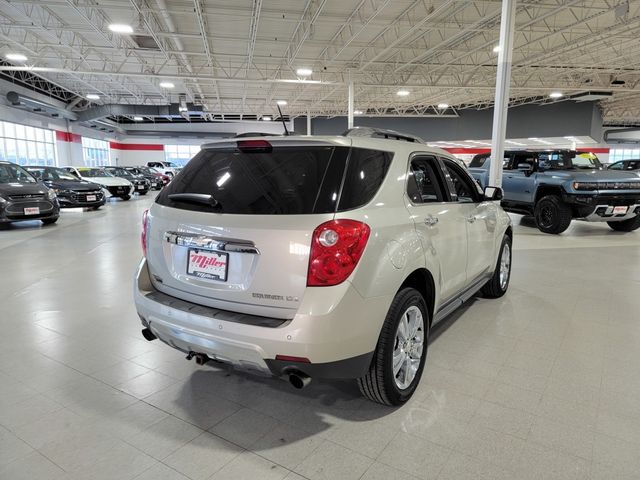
[1,194,639,480]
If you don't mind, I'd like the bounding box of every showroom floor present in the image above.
[1,194,639,480]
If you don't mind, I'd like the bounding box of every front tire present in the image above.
[41,217,58,225]
[607,215,640,232]
[358,288,429,406]
[120,195,131,201]
[534,195,572,234]
[481,235,512,298]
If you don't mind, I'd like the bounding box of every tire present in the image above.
[140,191,148,196]
[607,214,640,232]
[120,195,131,201]
[41,217,58,225]
[481,234,512,298]
[534,195,572,234]
[357,288,429,406]
[91,206,101,211]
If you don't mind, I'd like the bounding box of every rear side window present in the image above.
[338,148,393,211]
[156,145,391,215]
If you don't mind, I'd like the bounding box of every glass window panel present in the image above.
[15,124,25,139]
[4,122,15,137]
[35,128,45,142]
[5,138,16,161]
[16,140,28,165]
[25,126,35,141]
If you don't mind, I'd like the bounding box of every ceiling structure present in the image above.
[0,0,639,126]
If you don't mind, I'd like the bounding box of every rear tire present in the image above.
[481,235,512,298]
[607,215,640,232]
[357,288,429,406]
[534,195,572,234]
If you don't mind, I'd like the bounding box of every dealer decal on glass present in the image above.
[187,248,228,281]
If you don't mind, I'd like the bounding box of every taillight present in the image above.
[237,140,272,153]
[141,209,149,258]
[307,219,370,287]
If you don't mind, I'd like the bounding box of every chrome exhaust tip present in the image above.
[288,371,311,389]
[141,328,156,341]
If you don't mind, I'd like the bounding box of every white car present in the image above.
[134,129,513,405]
[65,166,134,201]
[147,161,181,178]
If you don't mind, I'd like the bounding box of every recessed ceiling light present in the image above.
[5,53,27,62]
[397,90,410,97]
[86,94,100,100]
[276,100,287,106]
[493,45,501,53]
[159,82,175,89]
[296,68,312,76]
[133,116,144,121]
[549,92,563,98]
[354,110,363,115]
[262,116,272,121]
[108,23,133,34]
[437,103,449,109]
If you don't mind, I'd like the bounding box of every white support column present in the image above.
[489,0,517,188]
[307,110,311,135]
[347,81,354,129]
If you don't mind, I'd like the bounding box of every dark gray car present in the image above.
[0,161,60,225]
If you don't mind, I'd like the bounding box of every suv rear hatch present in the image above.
[148,138,392,319]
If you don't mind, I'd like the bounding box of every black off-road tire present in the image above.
[481,234,512,298]
[534,195,572,234]
[357,288,430,406]
[607,215,640,232]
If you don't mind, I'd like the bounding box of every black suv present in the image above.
[25,166,105,209]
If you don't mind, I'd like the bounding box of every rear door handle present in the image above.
[424,216,439,226]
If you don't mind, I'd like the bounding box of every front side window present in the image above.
[442,159,481,203]
[407,157,445,203]
[512,153,536,171]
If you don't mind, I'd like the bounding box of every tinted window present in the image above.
[608,162,624,170]
[627,161,640,170]
[337,148,392,211]
[442,159,480,203]
[157,146,346,214]
[513,153,535,170]
[469,154,489,168]
[407,157,445,203]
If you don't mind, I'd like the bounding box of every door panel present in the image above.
[406,156,468,300]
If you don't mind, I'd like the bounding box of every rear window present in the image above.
[156,145,392,215]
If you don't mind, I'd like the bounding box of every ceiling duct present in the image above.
[6,91,77,120]
[76,103,203,122]
[570,91,613,102]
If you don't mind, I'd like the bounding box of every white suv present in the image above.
[134,129,512,405]
[147,161,181,178]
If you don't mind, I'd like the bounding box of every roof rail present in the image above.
[341,127,425,144]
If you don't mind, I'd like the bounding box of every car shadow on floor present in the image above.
[159,299,479,449]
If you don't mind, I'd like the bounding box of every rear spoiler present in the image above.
[201,136,351,150]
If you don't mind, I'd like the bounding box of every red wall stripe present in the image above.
[577,147,610,154]
[55,130,82,143]
[109,142,164,151]
[443,148,491,154]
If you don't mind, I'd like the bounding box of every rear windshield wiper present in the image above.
[168,193,219,207]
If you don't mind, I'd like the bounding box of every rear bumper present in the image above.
[133,258,386,379]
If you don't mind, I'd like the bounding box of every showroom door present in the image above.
[406,155,468,300]
[440,158,495,283]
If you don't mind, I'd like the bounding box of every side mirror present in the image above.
[484,186,503,201]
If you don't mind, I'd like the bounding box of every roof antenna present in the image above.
[276,104,290,136]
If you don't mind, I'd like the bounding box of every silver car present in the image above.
[134,130,512,405]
